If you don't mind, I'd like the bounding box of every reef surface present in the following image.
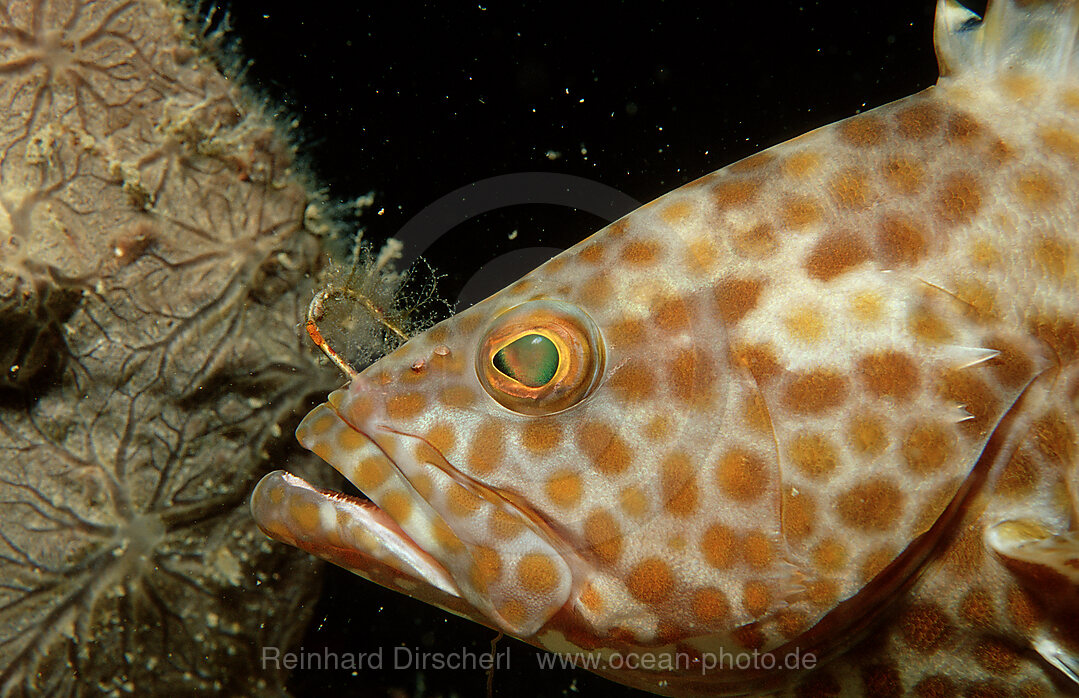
[0,0,349,694]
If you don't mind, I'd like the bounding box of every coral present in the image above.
[0,0,380,694]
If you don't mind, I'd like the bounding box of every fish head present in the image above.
[251,224,794,651]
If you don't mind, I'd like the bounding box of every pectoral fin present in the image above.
[987,519,1079,686]
[987,519,1079,585]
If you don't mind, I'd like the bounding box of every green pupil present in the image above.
[493,334,559,387]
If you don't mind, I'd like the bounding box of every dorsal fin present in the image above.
[935,0,1079,79]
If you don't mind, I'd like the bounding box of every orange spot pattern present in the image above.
[282,45,1079,695]
[804,231,872,281]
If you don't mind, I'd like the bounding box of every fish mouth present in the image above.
[250,395,467,606]
[250,470,459,597]
[253,389,575,637]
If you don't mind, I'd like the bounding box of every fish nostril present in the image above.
[411,358,426,373]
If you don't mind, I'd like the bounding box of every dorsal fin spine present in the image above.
[934,0,1079,81]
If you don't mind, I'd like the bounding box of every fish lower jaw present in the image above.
[249,469,461,598]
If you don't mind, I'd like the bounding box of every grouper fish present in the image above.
[251,1,1079,694]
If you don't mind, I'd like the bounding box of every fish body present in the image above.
[252,1,1079,694]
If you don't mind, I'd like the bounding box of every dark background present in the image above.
[223,2,984,696]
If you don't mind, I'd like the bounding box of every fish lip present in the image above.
[335,410,463,504]
[329,386,477,503]
[319,407,494,543]
[266,399,483,597]
[251,469,462,597]
[312,397,577,637]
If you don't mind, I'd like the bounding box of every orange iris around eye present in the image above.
[476,300,605,415]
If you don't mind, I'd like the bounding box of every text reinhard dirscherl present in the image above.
[261,645,817,675]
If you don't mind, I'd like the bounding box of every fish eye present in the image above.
[493,333,559,387]
[477,300,605,415]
